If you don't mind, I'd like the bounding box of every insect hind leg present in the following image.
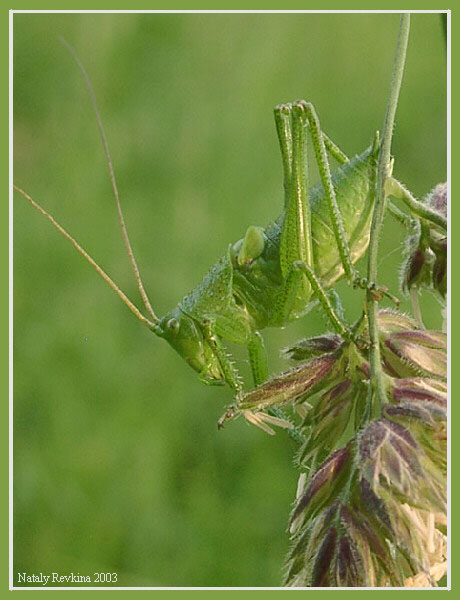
[276,101,314,306]
[274,103,293,202]
[321,131,349,166]
[298,102,398,305]
[296,100,358,285]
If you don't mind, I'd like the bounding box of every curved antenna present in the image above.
[14,185,158,333]
[59,37,159,325]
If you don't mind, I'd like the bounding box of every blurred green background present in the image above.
[13,13,446,587]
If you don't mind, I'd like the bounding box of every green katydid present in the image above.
[15,44,436,432]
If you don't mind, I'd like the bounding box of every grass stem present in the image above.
[367,14,411,414]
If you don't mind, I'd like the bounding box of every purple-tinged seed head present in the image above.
[239,353,339,410]
[376,309,419,334]
[290,447,350,524]
[387,330,446,350]
[383,329,447,380]
[282,333,344,361]
[425,182,447,217]
[384,403,435,427]
[392,384,447,407]
[406,248,426,290]
[311,526,338,587]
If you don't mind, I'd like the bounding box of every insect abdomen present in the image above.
[311,147,376,286]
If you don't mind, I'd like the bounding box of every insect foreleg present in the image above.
[222,329,305,442]
[202,320,243,393]
[247,331,269,386]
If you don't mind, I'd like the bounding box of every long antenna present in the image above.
[14,185,158,332]
[59,37,159,325]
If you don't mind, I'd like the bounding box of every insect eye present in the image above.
[166,318,180,334]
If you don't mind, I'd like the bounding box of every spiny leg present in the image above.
[277,104,383,311]
[274,102,357,322]
[326,288,345,323]
[275,101,350,214]
[282,102,313,273]
[276,260,364,349]
[274,261,307,324]
[297,100,358,285]
[299,102,397,304]
[211,326,302,440]
[248,332,292,425]
[202,320,243,393]
[244,268,353,440]
[321,132,349,166]
[387,199,416,229]
[274,103,395,323]
[294,262,356,341]
[248,331,269,386]
[276,103,350,174]
[274,102,313,323]
[248,331,292,426]
[274,104,293,200]
[276,103,312,273]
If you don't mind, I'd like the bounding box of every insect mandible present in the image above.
[14,42,406,430]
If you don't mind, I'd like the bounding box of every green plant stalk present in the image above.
[367,14,411,414]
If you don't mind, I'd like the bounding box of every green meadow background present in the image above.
[13,13,446,587]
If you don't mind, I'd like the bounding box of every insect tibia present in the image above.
[274,102,292,115]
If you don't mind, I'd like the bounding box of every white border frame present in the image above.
[9,8,451,591]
